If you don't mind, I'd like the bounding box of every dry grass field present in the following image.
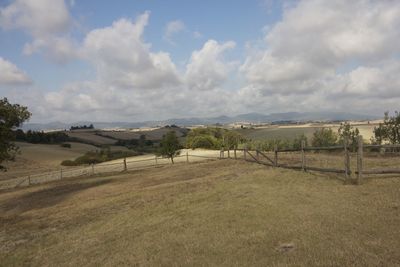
[1,160,400,266]
[0,142,132,181]
[0,142,98,180]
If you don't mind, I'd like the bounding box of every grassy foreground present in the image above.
[1,160,400,266]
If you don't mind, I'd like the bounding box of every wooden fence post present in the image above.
[301,140,306,171]
[344,137,350,181]
[60,168,63,179]
[234,146,237,159]
[186,151,189,163]
[256,149,260,161]
[155,156,158,165]
[244,145,247,160]
[123,157,127,171]
[274,144,278,167]
[357,135,363,185]
[228,148,230,158]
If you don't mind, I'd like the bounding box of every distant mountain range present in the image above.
[22,111,380,131]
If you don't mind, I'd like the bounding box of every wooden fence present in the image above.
[222,135,400,185]
[0,151,221,190]
[3,137,400,190]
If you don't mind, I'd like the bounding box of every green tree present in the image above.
[186,127,243,150]
[159,131,181,163]
[311,128,338,147]
[0,98,31,170]
[223,130,243,150]
[338,122,360,151]
[292,134,308,150]
[373,111,400,144]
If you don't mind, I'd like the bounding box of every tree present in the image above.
[373,111,400,144]
[311,128,338,147]
[337,122,360,151]
[159,131,181,163]
[0,98,31,170]
[293,134,308,150]
[223,130,243,150]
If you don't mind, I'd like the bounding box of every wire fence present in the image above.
[0,150,222,190]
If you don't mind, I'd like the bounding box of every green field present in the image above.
[1,160,399,266]
[236,124,376,141]
[236,126,321,141]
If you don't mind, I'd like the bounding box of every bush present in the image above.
[61,160,77,166]
[311,128,338,147]
[60,143,71,148]
[186,127,243,150]
[190,135,218,149]
[61,149,141,166]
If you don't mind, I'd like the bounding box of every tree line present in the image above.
[14,129,70,144]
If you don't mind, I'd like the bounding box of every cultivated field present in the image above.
[66,127,188,146]
[100,127,187,141]
[66,131,117,145]
[1,160,399,266]
[237,122,377,141]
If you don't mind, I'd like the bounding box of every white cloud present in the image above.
[0,57,31,85]
[0,0,71,36]
[83,12,180,89]
[0,0,78,63]
[238,0,400,113]
[185,40,236,91]
[164,20,185,44]
[6,0,400,123]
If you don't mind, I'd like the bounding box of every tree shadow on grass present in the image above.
[0,178,113,214]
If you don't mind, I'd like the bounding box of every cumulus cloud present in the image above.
[82,12,180,89]
[239,0,400,113]
[5,0,400,122]
[185,40,236,91]
[0,0,79,63]
[0,57,31,85]
[164,20,185,44]
[46,15,237,121]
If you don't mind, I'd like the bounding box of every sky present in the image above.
[0,0,400,123]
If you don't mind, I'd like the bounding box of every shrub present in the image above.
[186,127,244,150]
[311,128,338,147]
[60,143,71,148]
[61,160,77,166]
[190,135,218,149]
[61,149,141,166]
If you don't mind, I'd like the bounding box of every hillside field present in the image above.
[1,160,399,266]
[0,142,129,180]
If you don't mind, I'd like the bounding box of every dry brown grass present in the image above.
[0,142,98,180]
[1,160,400,266]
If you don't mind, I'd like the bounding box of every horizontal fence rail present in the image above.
[239,136,400,185]
[2,137,400,190]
